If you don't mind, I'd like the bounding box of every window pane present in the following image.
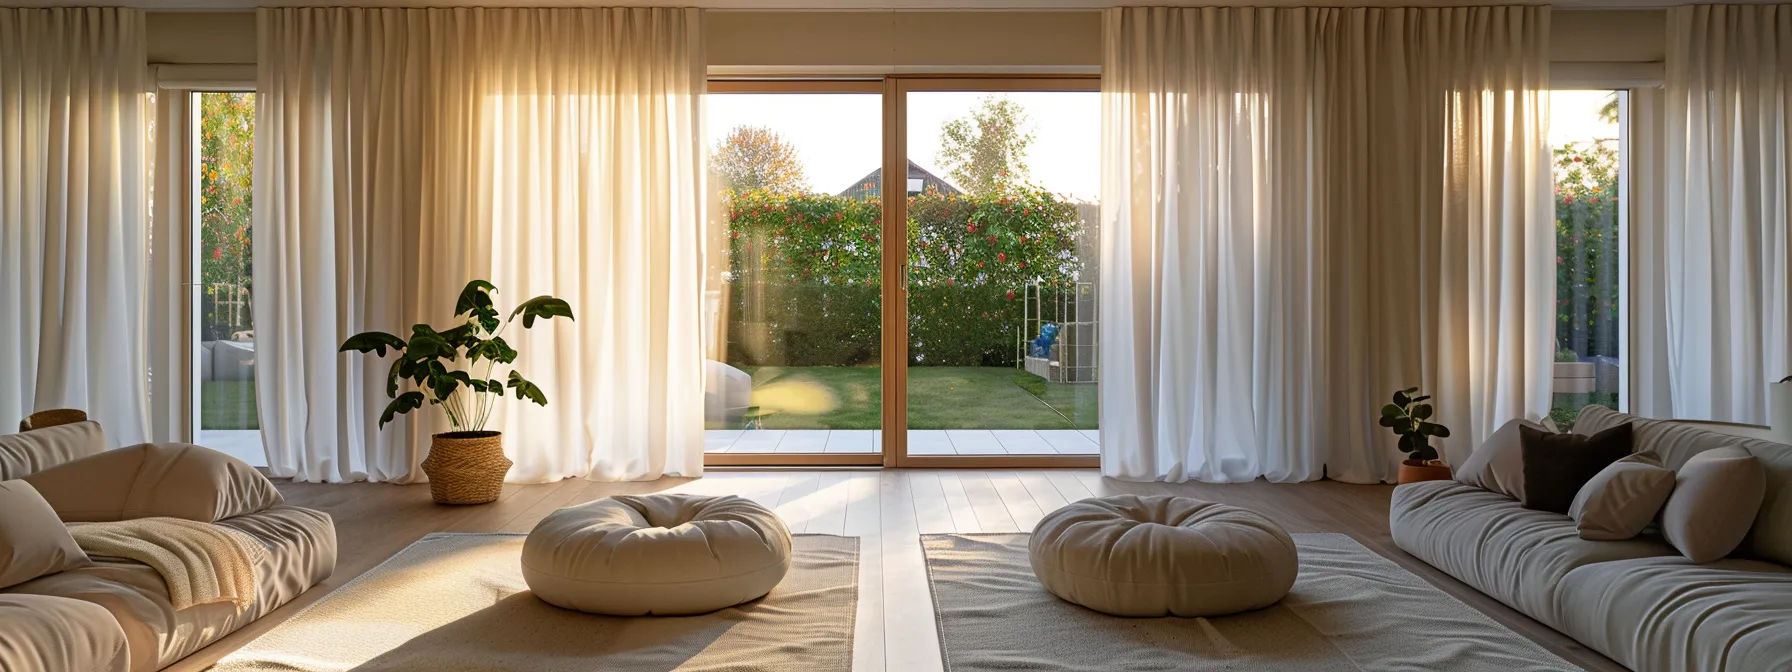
[1549,90,1624,429]
[704,91,883,455]
[904,90,1101,456]
[196,92,263,466]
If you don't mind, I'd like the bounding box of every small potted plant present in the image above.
[1380,387,1453,484]
[340,280,572,505]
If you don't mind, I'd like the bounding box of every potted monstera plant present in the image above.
[340,280,572,505]
[1380,387,1454,484]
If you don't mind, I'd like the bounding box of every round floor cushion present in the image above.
[1029,495,1298,617]
[521,493,792,616]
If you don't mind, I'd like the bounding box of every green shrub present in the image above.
[724,188,1087,367]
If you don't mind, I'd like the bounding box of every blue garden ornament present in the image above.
[1031,323,1060,358]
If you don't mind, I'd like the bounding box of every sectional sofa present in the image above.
[0,420,336,672]
[1391,405,1792,671]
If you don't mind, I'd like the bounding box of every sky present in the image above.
[704,88,1619,201]
[707,90,1102,201]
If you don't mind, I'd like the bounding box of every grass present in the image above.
[734,365,1096,430]
[202,380,260,430]
[204,365,1098,432]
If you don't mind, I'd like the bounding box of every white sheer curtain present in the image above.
[256,7,705,483]
[0,8,151,447]
[1643,5,1792,424]
[1100,7,1553,483]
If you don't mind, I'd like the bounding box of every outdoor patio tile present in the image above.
[945,430,1007,455]
[824,430,879,453]
[703,430,743,453]
[1039,430,1100,454]
[907,430,957,455]
[730,430,787,453]
[775,430,831,453]
[990,430,1057,455]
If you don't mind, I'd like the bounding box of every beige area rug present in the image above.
[923,533,1580,672]
[214,533,858,672]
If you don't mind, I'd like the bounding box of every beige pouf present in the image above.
[1029,495,1298,617]
[521,493,792,616]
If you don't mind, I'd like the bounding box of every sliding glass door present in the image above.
[894,79,1101,466]
[703,82,886,466]
[702,77,1100,468]
[192,91,264,466]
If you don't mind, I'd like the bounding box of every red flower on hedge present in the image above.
[977,261,985,268]
[1018,262,1027,269]
[997,252,1007,263]
[1005,290,1016,301]
[213,247,224,260]
[987,235,996,244]
[946,278,955,286]
[967,223,977,233]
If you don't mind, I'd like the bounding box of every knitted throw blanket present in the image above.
[68,518,266,611]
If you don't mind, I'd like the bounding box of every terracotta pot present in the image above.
[1396,459,1453,485]
[422,431,510,505]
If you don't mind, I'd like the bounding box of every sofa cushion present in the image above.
[1659,447,1766,563]
[1520,423,1633,514]
[0,480,89,589]
[1556,556,1792,672]
[1454,418,1542,500]
[1568,451,1676,541]
[23,443,283,523]
[0,421,107,480]
[1390,480,1677,623]
[3,505,336,672]
[1574,405,1792,566]
[0,593,129,672]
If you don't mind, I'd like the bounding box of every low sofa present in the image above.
[0,420,337,672]
[1391,405,1792,672]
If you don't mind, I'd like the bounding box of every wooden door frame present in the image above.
[704,75,1101,469]
[886,75,1100,469]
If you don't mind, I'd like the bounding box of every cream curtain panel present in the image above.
[1100,7,1553,483]
[1638,5,1792,424]
[255,7,706,483]
[0,8,151,447]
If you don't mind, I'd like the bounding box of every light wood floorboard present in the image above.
[165,470,1625,672]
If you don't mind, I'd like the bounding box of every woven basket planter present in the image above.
[422,431,511,505]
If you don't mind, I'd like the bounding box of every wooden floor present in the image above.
[169,470,1625,672]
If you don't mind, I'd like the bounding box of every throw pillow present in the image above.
[24,443,283,523]
[1519,423,1634,514]
[0,480,89,589]
[1455,418,1546,500]
[1659,447,1766,563]
[1568,451,1676,540]
[0,421,107,481]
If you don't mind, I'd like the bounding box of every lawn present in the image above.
[202,380,259,430]
[737,365,1096,430]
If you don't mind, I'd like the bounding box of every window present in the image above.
[194,92,262,465]
[1548,90,1626,429]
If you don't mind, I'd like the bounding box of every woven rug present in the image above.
[215,533,858,671]
[922,532,1580,672]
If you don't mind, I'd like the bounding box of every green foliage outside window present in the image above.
[724,187,1088,367]
[200,93,256,341]
[1553,140,1621,361]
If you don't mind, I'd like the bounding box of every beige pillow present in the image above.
[1659,447,1766,563]
[1455,418,1546,500]
[1568,451,1676,540]
[0,480,90,589]
[24,443,283,523]
[0,421,107,481]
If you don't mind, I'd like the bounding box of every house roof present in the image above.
[837,160,963,199]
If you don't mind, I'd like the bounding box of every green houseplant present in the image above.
[1379,387,1454,484]
[340,280,573,504]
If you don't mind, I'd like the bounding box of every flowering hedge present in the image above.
[724,189,1087,366]
[1554,141,1619,360]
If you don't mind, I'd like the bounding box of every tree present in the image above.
[937,96,1035,196]
[712,125,808,194]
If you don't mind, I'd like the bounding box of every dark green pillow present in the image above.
[1519,423,1634,514]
